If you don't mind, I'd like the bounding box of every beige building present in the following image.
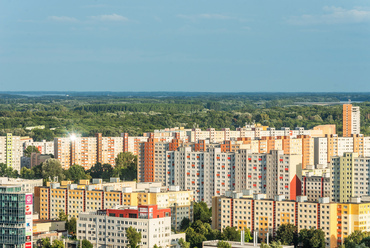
[212,191,370,248]
[33,219,66,233]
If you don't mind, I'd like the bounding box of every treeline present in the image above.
[1,94,370,141]
[75,103,203,113]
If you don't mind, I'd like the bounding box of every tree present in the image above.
[299,228,325,248]
[193,202,212,223]
[185,227,207,248]
[126,226,142,248]
[32,163,43,179]
[64,164,91,183]
[20,167,35,179]
[66,217,77,234]
[345,231,369,246]
[115,152,137,168]
[244,228,253,243]
[58,210,68,222]
[217,241,231,248]
[180,217,191,231]
[178,238,190,248]
[113,152,137,181]
[269,241,283,248]
[88,163,114,180]
[51,240,64,248]
[81,240,93,248]
[24,146,40,157]
[42,159,64,182]
[222,226,240,241]
[40,238,51,248]
[260,243,270,248]
[360,236,370,247]
[275,223,297,245]
[0,163,19,178]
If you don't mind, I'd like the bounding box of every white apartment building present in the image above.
[352,106,361,135]
[165,148,303,205]
[77,205,184,248]
[234,150,302,200]
[23,139,54,155]
[166,147,235,206]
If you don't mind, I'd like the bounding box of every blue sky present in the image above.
[0,0,369,92]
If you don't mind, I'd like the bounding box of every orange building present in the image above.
[343,104,361,137]
[54,133,124,169]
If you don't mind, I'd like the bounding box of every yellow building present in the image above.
[35,180,193,230]
[212,191,370,248]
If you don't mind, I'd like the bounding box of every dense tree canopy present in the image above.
[81,240,93,248]
[2,93,370,141]
[64,164,91,183]
[113,152,137,181]
[193,202,212,223]
[275,223,297,245]
[88,163,114,180]
[42,158,64,182]
[0,163,18,178]
[24,145,40,157]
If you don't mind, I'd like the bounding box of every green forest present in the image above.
[1,92,370,140]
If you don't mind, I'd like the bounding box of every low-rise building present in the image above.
[33,219,66,234]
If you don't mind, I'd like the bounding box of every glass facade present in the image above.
[0,186,26,247]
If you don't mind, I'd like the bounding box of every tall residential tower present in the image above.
[343,103,360,137]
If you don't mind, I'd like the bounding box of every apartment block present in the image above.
[234,150,302,201]
[34,180,193,230]
[137,134,170,185]
[301,172,331,201]
[165,147,236,206]
[77,205,185,248]
[163,147,303,206]
[314,135,370,164]
[331,153,370,203]
[54,133,126,169]
[212,192,370,248]
[343,104,361,137]
[23,139,54,155]
[0,134,23,172]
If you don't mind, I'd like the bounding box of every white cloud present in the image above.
[287,6,370,25]
[90,14,128,22]
[48,16,78,22]
[177,13,234,21]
